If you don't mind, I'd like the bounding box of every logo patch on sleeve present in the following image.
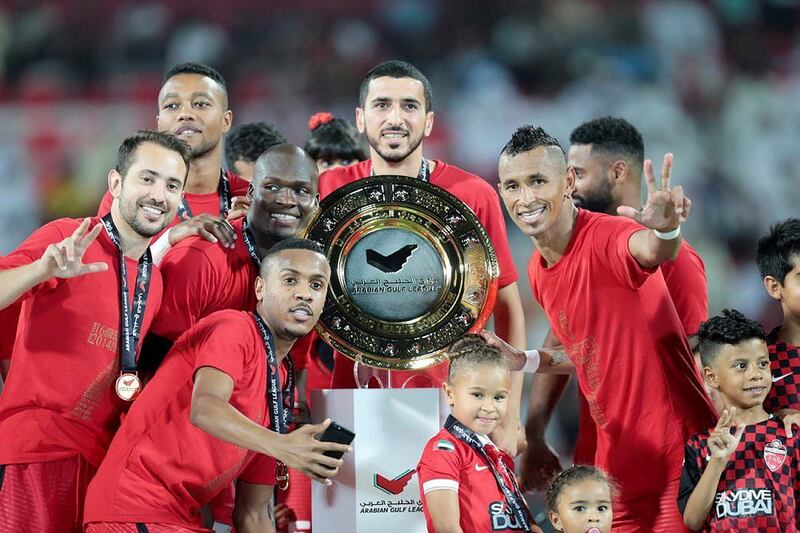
[434,439,455,452]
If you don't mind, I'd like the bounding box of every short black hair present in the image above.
[756,218,800,283]
[260,238,326,277]
[446,334,510,384]
[569,116,645,170]
[225,122,287,167]
[546,465,614,514]
[697,309,767,367]
[163,62,229,107]
[305,114,368,164]
[501,125,564,158]
[115,130,191,180]
[359,60,433,113]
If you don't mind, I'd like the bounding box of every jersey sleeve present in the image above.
[150,243,217,340]
[589,216,656,290]
[237,452,277,485]
[417,434,463,494]
[661,243,708,336]
[0,220,73,300]
[97,191,113,216]
[676,440,703,516]
[193,312,254,384]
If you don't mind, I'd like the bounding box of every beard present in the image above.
[189,136,218,160]
[119,197,169,238]
[572,180,614,215]
[365,127,424,164]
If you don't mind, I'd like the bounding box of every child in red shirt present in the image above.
[417,335,540,533]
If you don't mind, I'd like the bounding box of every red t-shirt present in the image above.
[573,238,708,464]
[149,217,309,370]
[0,299,20,362]
[84,310,285,529]
[97,169,249,235]
[528,209,716,502]
[0,217,163,468]
[418,429,526,532]
[319,159,518,389]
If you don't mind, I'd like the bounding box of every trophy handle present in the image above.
[353,357,391,389]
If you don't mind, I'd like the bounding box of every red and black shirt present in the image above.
[764,327,800,413]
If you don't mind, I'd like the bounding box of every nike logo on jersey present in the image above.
[773,372,793,383]
[475,464,490,471]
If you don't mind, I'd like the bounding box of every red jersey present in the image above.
[418,429,527,532]
[96,169,249,236]
[678,417,800,532]
[320,159,518,389]
[528,209,716,503]
[0,218,163,467]
[764,327,800,413]
[0,300,20,362]
[84,310,284,529]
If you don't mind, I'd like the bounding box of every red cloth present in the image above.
[418,429,527,533]
[86,522,209,532]
[0,218,163,468]
[0,455,96,533]
[97,169,249,222]
[0,300,20,364]
[275,467,312,532]
[84,310,284,529]
[573,239,708,465]
[319,159,518,389]
[528,210,716,519]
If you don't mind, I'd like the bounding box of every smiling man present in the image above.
[495,125,716,531]
[0,131,189,532]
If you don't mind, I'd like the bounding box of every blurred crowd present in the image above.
[0,0,798,482]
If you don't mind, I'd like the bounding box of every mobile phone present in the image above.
[318,421,355,460]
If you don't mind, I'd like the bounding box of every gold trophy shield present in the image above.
[304,175,499,370]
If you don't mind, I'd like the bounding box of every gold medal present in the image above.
[115,372,141,401]
[276,461,289,490]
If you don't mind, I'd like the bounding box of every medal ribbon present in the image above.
[369,159,429,181]
[177,169,231,219]
[240,219,261,271]
[251,312,295,433]
[444,415,532,531]
[100,214,153,374]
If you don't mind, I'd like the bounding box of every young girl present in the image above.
[546,465,614,533]
[417,335,541,532]
[304,112,368,173]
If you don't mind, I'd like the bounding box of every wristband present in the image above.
[523,350,541,373]
[653,225,680,240]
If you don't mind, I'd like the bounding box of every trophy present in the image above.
[304,175,499,385]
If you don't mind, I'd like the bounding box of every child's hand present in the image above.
[708,408,744,464]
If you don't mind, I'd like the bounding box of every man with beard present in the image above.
[0,131,190,532]
[318,62,526,452]
[494,125,716,531]
[143,143,320,527]
[98,62,244,254]
[522,117,709,492]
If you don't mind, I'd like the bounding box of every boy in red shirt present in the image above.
[495,124,716,531]
[679,309,800,531]
[757,219,800,413]
[418,335,541,533]
[83,239,351,533]
[0,131,190,532]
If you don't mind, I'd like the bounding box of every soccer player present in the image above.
[757,219,800,413]
[84,238,351,533]
[304,112,368,173]
[225,121,288,182]
[142,143,319,526]
[417,336,541,533]
[0,131,190,532]
[496,125,716,531]
[524,117,710,490]
[679,309,800,531]
[318,60,526,452]
[98,62,245,253]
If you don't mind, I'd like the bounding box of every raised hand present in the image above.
[168,213,237,248]
[617,153,691,232]
[708,408,745,464]
[38,218,109,279]
[276,419,352,485]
